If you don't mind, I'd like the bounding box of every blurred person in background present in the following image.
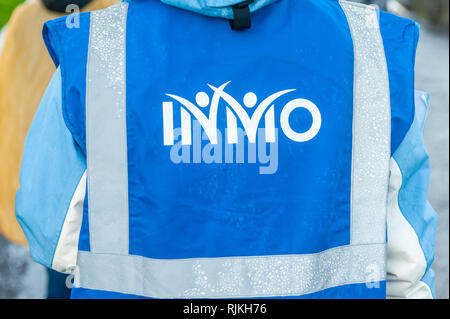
[0,0,117,299]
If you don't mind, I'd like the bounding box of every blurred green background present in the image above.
[0,0,24,28]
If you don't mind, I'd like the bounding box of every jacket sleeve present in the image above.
[15,67,87,274]
[386,90,438,298]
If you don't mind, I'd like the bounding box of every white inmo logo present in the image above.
[162,82,322,146]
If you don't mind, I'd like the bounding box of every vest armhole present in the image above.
[378,10,419,155]
[43,19,74,149]
[43,19,63,68]
[42,16,90,154]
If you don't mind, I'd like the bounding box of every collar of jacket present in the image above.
[159,0,279,19]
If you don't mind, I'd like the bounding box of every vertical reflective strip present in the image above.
[86,3,129,254]
[340,1,391,244]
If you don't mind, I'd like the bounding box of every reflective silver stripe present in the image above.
[79,1,390,297]
[86,2,129,254]
[77,243,386,298]
[340,1,391,245]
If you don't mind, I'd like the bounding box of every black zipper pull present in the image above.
[229,0,255,31]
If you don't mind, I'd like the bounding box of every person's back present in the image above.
[15,0,437,299]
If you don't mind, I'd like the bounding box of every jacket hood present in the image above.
[159,0,279,19]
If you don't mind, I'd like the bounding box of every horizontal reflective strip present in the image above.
[76,243,386,298]
[86,2,129,254]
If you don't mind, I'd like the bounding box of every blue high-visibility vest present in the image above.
[16,0,437,299]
